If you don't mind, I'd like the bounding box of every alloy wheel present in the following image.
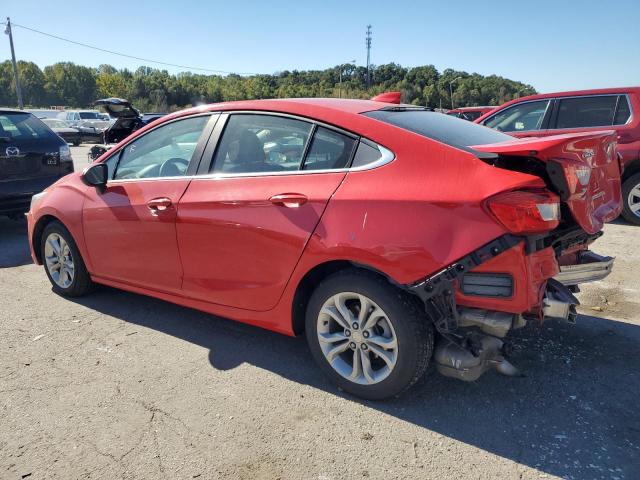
[44,232,75,289]
[628,183,640,218]
[317,292,398,385]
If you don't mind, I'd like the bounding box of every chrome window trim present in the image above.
[105,144,395,184]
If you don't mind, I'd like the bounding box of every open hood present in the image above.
[95,98,140,119]
[473,131,622,234]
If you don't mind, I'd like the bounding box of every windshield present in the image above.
[364,109,513,150]
[79,112,100,120]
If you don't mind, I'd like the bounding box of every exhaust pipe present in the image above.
[543,279,579,323]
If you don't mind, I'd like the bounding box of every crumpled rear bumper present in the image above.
[553,251,614,286]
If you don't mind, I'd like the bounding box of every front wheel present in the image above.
[41,221,94,297]
[305,270,433,400]
[622,173,640,226]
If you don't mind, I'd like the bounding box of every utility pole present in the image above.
[365,25,372,89]
[5,18,24,109]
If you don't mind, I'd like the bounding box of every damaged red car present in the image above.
[27,99,622,399]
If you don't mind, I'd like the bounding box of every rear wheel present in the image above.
[41,221,94,297]
[622,173,640,226]
[305,269,433,400]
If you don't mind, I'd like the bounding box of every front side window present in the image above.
[112,115,209,180]
[302,127,357,171]
[483,100,550,132]
[555,95,618,129]
[212,114,313,173]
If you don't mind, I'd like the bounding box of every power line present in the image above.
[0,21,262,75]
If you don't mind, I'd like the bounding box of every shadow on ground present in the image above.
[69,286,640,480]
[0,217,32,268]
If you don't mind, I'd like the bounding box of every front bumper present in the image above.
[553,251,614,286]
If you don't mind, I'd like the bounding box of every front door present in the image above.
[82,114,214,293]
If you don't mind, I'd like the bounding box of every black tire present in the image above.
[41,221,94,297]
[621,173,640,226]
[73,140,81,146]
[305,269,433,400]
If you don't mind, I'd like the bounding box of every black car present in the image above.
[89,98,166,160]
[0,109,73,219]
[40,118,82,146]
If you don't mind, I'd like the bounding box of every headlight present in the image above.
[59,145,72,162]
[30,191,47,212]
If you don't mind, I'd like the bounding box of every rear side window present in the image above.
[483,100,550,132]
[0,113,56,140]
[555,95,619,129]
[302,127,357,171]
[212,114,313,173]
[365,109,512,149]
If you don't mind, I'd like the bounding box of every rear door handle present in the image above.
[147,197,172,212]
[269,193,308,208]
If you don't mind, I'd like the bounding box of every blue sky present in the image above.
[3,0,639,93]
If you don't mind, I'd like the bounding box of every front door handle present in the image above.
[269,193,308,208]
[147,197,172,212]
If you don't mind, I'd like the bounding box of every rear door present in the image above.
[82,114,215,293]
[177,113,357,311]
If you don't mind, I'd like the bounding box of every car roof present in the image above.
[0,108,33,114]
[450,106,496,112]
[510,86,640,103]
[475,86,640,123]
[158,98,395,126]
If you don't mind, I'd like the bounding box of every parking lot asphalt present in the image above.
[1,146,639,479]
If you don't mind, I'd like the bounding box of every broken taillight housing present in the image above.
[487,190,560,234]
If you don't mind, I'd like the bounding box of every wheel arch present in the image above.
[622,158,640,183]
[32,214,61,264]
[290,259,409,335]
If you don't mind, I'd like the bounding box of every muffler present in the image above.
[543,278,579,323]
[434,336,520,382]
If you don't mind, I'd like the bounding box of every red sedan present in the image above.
[27,99,621,399]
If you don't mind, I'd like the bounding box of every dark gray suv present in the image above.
[0,109,73,218]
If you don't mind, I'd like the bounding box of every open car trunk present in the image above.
[473,130,622,234]
[95,98,144,144]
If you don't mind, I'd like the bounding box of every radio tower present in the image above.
[365,25,372,88]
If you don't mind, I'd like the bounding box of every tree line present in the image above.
[0,60,536,112]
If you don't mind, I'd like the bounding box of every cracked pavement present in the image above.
[0,146,639,479]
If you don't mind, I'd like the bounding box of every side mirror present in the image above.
[82,163,108,191]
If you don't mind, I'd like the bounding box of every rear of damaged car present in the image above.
[310,107,621,395]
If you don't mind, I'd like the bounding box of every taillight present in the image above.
[487,190,560,234]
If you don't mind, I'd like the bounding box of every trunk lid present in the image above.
[95,98,140,119]
[473,131,622,234]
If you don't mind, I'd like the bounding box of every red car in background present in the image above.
[476,87,640,225]
[446,106,496,121]
[27,99,621,399]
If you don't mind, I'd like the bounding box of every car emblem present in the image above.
[5,146,20,157]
